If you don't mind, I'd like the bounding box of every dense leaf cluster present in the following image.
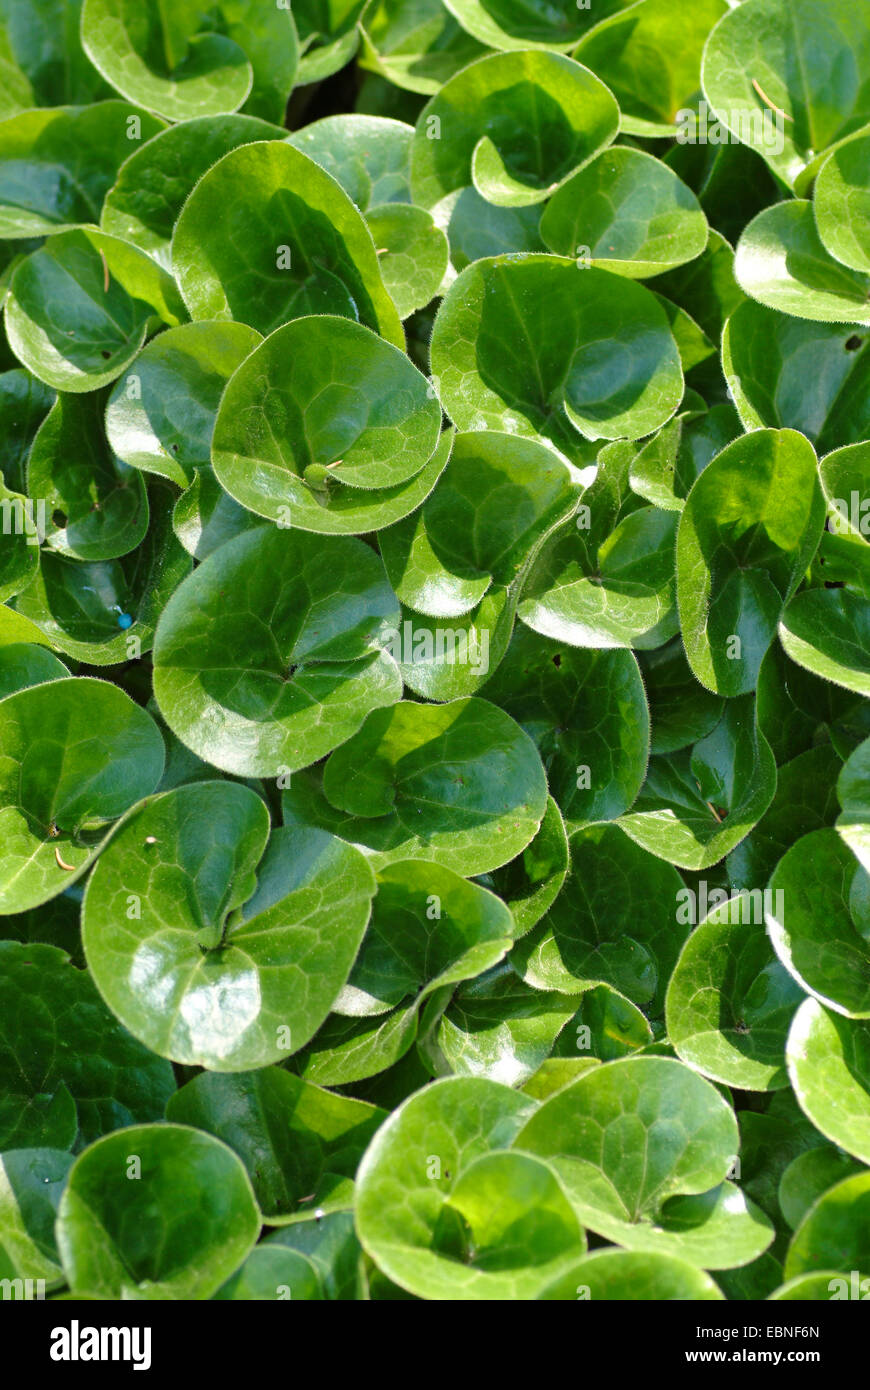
[0,0,868,1303]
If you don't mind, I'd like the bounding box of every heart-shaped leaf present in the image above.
[677,428,825,695]
[210,315,441,531]
[0,676,164,913]
[411,51,618,209]
[80,0,255,122]
[430,256,683,454]
[166,1069,385,1222]
[5,227,185,391]
[767,828,870,1018]
[379,430,577,619]
[518,507,680,650]
[702,0,870,189]
[666,895,804,1091]
[513,1055,773,1266]
[56,1123,260,1298]
[356,1076,582,1299]
[540,147,708,278]
[152,525,402,777]
[172,142,403,347]
[82,781,377,1069]
[0,941,174,1148]
[308,696,548,875]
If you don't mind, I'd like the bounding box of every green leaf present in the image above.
[572,0,728,138]
[27,388,149,560]
[728,744,842,890]
[484,794,570,938]
[538,1248,724,1300]
[640,638,724,755]
[820,441,870,546]
[511,824,685,1012]
[541,147,708,278]
[0,941,174,1148]
[379,429,577,618]
[0,0,112,107]
[5,227,185,392]
[722,301,870,454]
[432,966,580,1084]
[0,367,54,493]
[778,1144,865,1231]
[82,781,377,1069]
[814,133,870,274]
[676,428,825,695]
[214,1244,323,1300]
[0,642,68,699]
[105,321,261,489]
[787,998,870,1164]
[13,481,191,664]
[735,201,870,324]
[518,507,680,651]
[436,185,545,272]
[784,1172,870,1280]
[411,51,618,210]
[837,735,870,873]
[513,1055,773,1266]
[288,114,413,211]
[479,627,649,831]
[80,0,254,122]
[356,1076,579,1299]
[313,696,548,875]
[701,0,870,189]
[171,466,261,561]
[767,828,870,1018]
[294,0,364,84]
[100,113,286,270]
[172,142,404,347]
[166,1069,385,1222]
[152,525,402,777]
[431,255,683,454]
[666,895,804,1091]
[0,481,39,601]
[779,587,870,696]
[337,859,515,1017]
[0,1147,73,1287]
[618,696,777,871]
[56,1123,260,1298]
[0,102,164,237]
[0,676,164,913]
[441,0,627,52]
[365,203,448,317]
[360,0,488,96]
[294,999,421,1087]
[210,315,441,532]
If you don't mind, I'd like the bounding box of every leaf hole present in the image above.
[846,335,863,351]
[52,510,67,528]
[100,350,112,360]
[552,653,562,668]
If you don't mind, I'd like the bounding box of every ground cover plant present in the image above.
[0,0,869,1304]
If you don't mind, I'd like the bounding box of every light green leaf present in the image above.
[56,1123,260,1298]
[784,1172,870,1280]
[152,525,402,777]
[676,428,825,695]
[360,0,488,96]
[735,201,870,324]
[538,1248,724,1300]
[787,998,870,1164]
[288,114,413,210]
[779,587,870,696]
[837,735,870,873]
[0,642,68,699]
[365,203,448,317]
[0,677,164,913]
[82,782,377,1069]
[0,1147,73,1287]
[172,142,403,347]
[814,133,870,274]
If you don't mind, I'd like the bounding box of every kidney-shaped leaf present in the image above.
[82,781,377,1070]
[152,525,402,778]
[56,1123,260,1298]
